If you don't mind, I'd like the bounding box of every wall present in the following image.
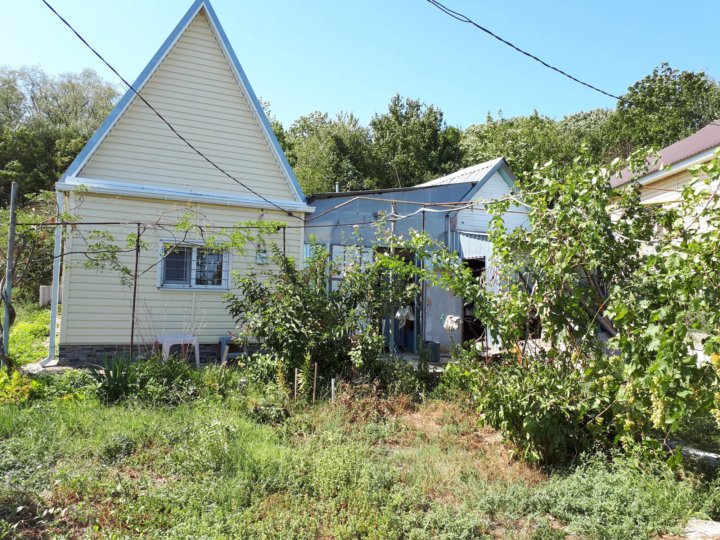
[79,11,297,202]
[59,193,303,348]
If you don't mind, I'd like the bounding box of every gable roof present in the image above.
[611,121,720,188]
[415,157,508,187]
[309,157,513,201]
[60,0,307,205]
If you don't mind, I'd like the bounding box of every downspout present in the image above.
[42,191,64,367]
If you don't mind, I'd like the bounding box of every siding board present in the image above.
[78,12,296,202]
[61,194,302,345]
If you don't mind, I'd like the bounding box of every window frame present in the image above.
[157,240,231,291]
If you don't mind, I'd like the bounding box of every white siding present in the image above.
[79,11,296,202]
[456,171,528,233]
[60,193,303,345]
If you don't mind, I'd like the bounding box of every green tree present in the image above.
[607,62,720,158]
[461,111,573,180]
[369,94,463,189]
[285,112,374,194]
[0,67,118,206]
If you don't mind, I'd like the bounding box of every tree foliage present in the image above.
[607,62,720,157]
[0,66,118,205]
[369,94,463,190]
[432,151,720,464]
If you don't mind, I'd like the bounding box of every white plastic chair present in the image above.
[154,333,200,368]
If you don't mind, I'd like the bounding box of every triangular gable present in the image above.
[461,158,518,202]
[61,0,306,207]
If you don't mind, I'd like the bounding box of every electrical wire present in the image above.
[425,0,621,101]
[40,0,305,220]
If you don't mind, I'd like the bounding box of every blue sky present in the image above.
[2,0,719,129]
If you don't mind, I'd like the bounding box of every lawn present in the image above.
[1,372,717,539]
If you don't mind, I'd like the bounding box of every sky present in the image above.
[2,0,720,130]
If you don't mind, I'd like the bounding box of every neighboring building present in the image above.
[611,121,720,205]
[49,0,313,365]
[306,158,527,355]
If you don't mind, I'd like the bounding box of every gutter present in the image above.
[42,191,64,367]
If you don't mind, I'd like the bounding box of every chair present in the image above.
[154,333,200,368]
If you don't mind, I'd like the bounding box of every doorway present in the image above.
[462,258,486,343]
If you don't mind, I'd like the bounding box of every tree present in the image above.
[606,63,720,158]
[461,111,573,179]
[0,67,118,206]
[285,112,374,194]
[369,94,463,189]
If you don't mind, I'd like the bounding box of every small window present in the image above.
[159,243,230,289]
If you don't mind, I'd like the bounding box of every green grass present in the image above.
[0,375,717,539]
[8,305,51,365]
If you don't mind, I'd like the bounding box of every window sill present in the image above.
[158,285,230,292]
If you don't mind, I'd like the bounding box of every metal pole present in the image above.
[44,192,64,366]
[129,223,141,358]
[2,182,18,361]
[331,378,336,404]
[282,226,286,256]
[389,201,396,354]
[294,368,298,399]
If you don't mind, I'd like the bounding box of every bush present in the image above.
[0,370,38,405]
[88,356,134,403]
[467,360,605,465]
[132,355,199,405]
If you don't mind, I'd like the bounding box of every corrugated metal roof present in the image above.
[310,157,508,201]
[415,157,506,187]
[611,121,720,188]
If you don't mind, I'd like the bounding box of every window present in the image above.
[159,243,230,289]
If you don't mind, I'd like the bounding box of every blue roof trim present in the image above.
[61,0,307,203]
[460,158,514,202]
[201,0,306,202]
[62,0,204,180]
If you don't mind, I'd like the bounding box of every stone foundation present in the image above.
[58,343,223,367]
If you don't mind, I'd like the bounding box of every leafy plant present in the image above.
[88,356,133,403]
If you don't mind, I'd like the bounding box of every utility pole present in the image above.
[2,182,18,362]
[389,201,396,355]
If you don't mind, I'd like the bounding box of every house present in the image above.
[47,0,313,365]
[305,157,527,356]
[611,121,720,205]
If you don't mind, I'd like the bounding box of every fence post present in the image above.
[129,223,141,359]
[294,368,298,399]
[2,182,18,363]
[331,378,336,404]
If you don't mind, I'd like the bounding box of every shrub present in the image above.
[88,356,134,404]
[0,369,38,405]
[132,355,199,405]
[468,360,607,465]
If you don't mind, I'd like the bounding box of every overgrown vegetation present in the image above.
[424,149,720,465]
[226,241,428,399]
[1,366,717,539]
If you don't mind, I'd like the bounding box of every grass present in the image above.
[0,373,718,539]
[8,305,51,365]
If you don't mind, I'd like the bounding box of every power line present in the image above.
[425,0,621,101]
[40,0,305,221]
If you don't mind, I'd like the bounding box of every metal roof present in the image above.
[611,121,720,188]
[415,157,507,187]
[310,157,509,201]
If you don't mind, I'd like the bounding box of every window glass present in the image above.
[195,249,223,286]
[163,246,191,285]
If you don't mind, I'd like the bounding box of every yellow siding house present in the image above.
[48,0,313,365]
